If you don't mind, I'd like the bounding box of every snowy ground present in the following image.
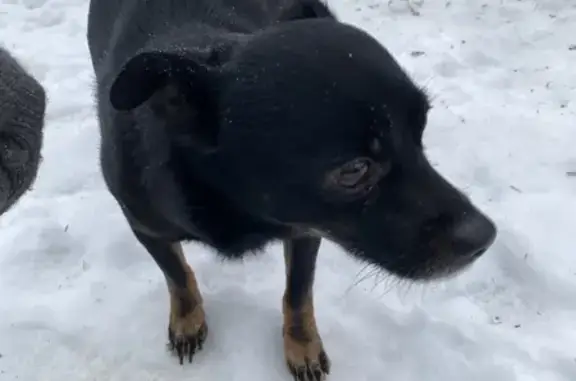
[1,0,575,380]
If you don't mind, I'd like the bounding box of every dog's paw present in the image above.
[284,334,331,381]
[167,305,208,364]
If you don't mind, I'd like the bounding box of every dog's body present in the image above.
[88,0,326,255]
[0,47,45,216]
[87,0,497,379]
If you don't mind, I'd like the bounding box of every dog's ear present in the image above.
[277,0,334,22]
[109,51,220,150]
[109,51,215,111]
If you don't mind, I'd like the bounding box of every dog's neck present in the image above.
[127,24,293,251]
[166,142,292,252]
[140,23,249,66]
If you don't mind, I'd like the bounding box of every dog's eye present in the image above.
[337,158,371,188]
[324,157,387,201]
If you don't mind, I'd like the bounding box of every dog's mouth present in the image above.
[287,207,496,282]
[305,226,491,282]
[403,247,485,282]
[401,229,491,281]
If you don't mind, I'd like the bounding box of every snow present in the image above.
[1,0,575,380]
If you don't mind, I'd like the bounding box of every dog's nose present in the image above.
[451,213,497,258]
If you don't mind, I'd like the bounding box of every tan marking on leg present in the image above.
[283,244,330,380]
[166,242,207,364]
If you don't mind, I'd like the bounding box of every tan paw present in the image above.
[167,303,208,364]
[284,330,331,381]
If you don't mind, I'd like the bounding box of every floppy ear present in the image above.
[109,51,213,111]
[277,0,335,22]
[109,51,220,150]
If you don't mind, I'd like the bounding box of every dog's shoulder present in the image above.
[93,48,288,252]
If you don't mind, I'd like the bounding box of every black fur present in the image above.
[87,0,497,371]
[284,235,321,310]
[0,47,45,216]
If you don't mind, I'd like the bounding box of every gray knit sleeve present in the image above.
[0,46,46,215]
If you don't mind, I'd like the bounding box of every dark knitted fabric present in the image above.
[0,47,45,215]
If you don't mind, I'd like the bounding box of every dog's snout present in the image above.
[451,213,497,258]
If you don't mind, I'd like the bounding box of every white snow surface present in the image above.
[1,0,575,380]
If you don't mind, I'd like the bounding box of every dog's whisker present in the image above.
[344,263,375,295]
[351,265,380,289]
[354,263,373,281]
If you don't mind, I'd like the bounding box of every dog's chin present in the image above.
[344,246,481,283]
[401,255,479,282]
[303,228,482,282]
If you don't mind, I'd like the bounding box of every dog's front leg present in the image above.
[133,230,208,364]
[283,236,330,381]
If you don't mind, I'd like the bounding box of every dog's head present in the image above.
[108,17,496,281]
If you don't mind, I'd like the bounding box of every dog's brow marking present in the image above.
[382,103,404,151]
[370,138,381,154]
[382,104,393,131]
[369,105,386,155]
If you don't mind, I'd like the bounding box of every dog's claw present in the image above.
[167,322,208,364]
[287,350,330,381]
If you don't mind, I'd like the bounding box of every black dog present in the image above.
[0,47,45,216]
[87,0,497,379]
